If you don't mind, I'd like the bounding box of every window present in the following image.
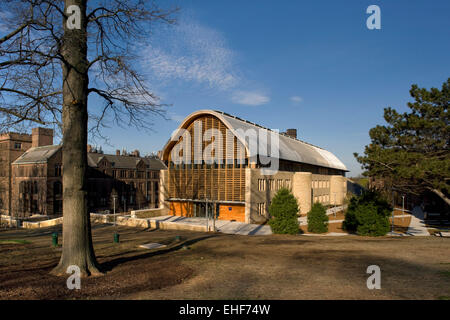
[285,179,291,189]
[277,179,283,190]
[154,181,159,205]
[257,203,266,216]
[258,179,266,191]
[54,181,62,196]
[31,200,38,213]
[14,142,21,149]
[54,164,62,177]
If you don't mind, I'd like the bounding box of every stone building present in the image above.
[1,127,165,218]
[160,110,348,224]
[86,150,165,213]
[0,128,44,216]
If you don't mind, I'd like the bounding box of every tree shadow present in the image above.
[100,234,217,272]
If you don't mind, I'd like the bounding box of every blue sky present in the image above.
[91,0,450,176]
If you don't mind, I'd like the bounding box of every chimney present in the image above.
[131,149,140,157]
[285,129,297,139]
[116,149,120,156]
[32,127,53,147]
[87,144,93,153]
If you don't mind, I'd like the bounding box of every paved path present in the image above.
[148,215,272,236]
[406,206,430,236]
[298,205,347,226]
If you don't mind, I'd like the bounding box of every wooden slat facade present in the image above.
[166,115,246,203]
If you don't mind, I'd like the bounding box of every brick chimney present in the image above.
[285,129,297,139]
[32,127,53,147]
[130,149,140,157]
[87,144,93,153]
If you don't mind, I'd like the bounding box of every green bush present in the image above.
[343,190,392,236]
[307,202,329,233]
[354,204,390,236]
[268,188,300,235]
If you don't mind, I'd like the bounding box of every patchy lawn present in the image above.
[0,224,449,300]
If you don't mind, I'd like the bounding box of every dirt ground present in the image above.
[0,223,449,300]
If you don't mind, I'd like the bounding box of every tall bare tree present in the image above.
[0,0,176,276]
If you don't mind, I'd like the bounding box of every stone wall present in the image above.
[246,169,347,221]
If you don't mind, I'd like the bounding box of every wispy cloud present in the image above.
[141,13,270,106]
[142,16,239,91]
[290,96,303,104]
[232,91,270,106]
[168,112,186,123]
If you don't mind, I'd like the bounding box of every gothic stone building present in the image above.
[0,128,47,216]
[160,110,348,224]
[1,127,165,218]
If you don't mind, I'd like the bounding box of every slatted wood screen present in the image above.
[167,115,246,202]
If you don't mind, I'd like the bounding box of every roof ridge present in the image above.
[213,109,324,150]
[29,144,61,150]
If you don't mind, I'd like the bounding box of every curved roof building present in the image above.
[160,110,348,223]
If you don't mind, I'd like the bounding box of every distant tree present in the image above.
[0,0,176,276]
[268,188,300,235]
[355,79,450,206]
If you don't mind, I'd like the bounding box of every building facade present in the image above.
[0,129,40,216]
[1,127,165,218]
[160,110,348,224]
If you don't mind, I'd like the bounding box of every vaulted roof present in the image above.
[162,110,348,171]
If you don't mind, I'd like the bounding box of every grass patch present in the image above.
[439,271,450,278]
[438,296,450,300]
[0,239,31,245]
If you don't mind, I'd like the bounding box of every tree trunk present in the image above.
[429,188,450,207]
[51,0,102,277]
